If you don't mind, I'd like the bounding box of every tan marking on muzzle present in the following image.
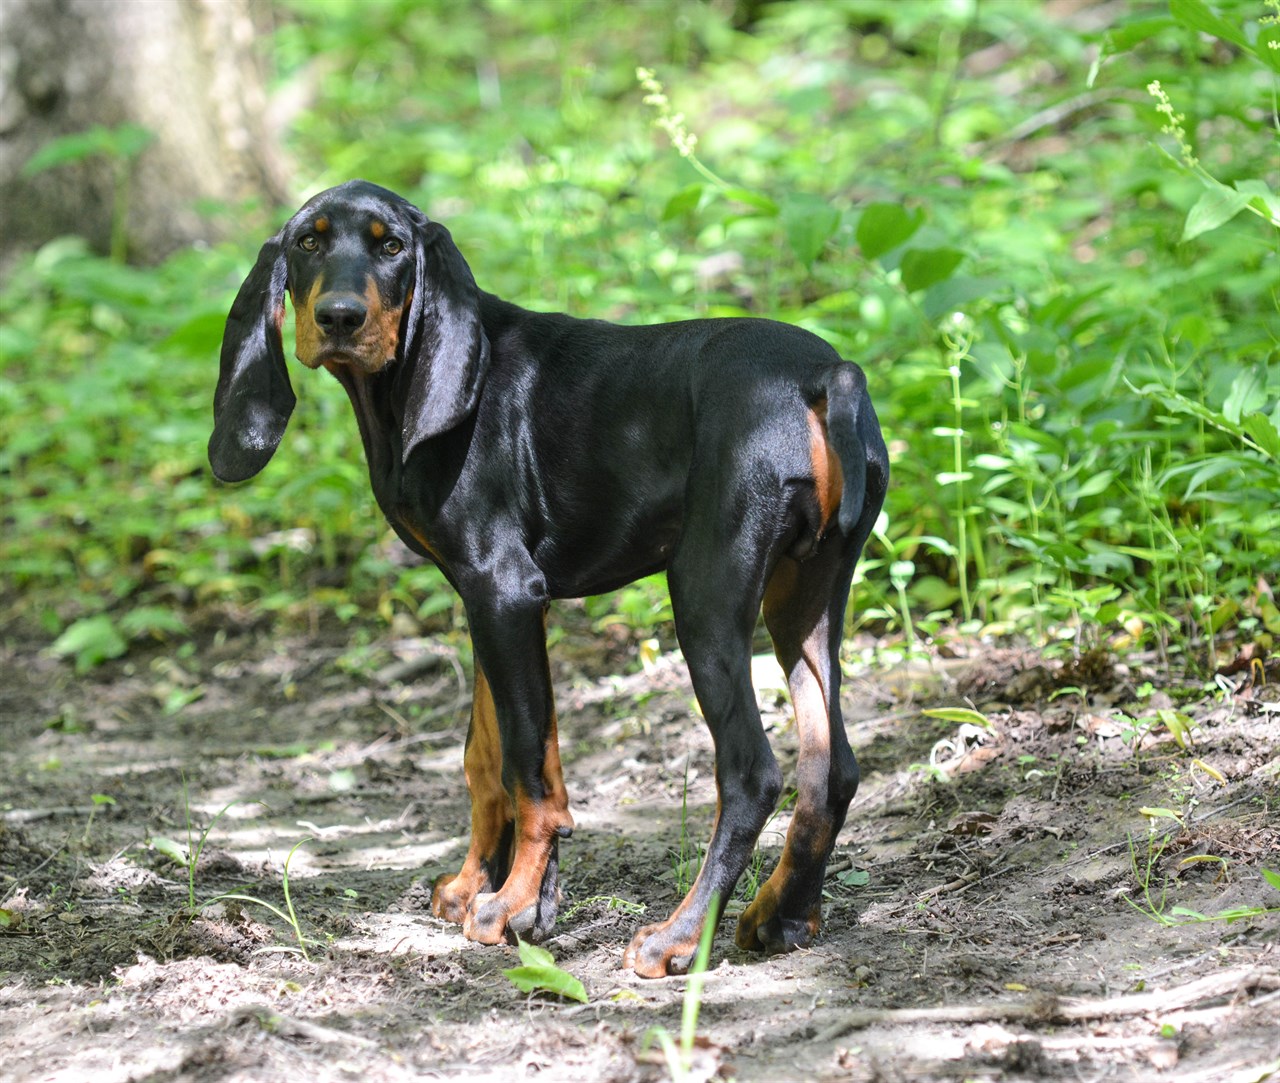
[292,278,325,368]
[358,277,404,373]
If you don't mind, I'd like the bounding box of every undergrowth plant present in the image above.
[1126,813,1280,928]
[502,939,588,1003]
[643,892,719,1083]
[3,0,1278,664]
[21,123,155,263]
[210,839,319,961]
[149,779,319,959]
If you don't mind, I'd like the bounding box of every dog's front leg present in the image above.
[453,587,572,944]
[430,666,515,923]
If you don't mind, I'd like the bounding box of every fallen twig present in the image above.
[811,966,1279,1042]
[916,870,979,901]
[238,1005,378,1048]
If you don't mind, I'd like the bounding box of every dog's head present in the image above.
[208,180,490,483]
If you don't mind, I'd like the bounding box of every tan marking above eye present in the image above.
[370,220,386,239]
[313,217,329,233]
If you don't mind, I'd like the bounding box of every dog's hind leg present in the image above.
[623,478,784,978]
[735,539,860,954]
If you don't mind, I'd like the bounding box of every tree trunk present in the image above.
[0,0,289,263]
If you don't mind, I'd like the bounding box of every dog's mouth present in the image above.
[315,348,393,375]
[296,326,395,374]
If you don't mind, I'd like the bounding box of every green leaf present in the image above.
[517,939,556,968]
[502,939,588,1002]
[1181,185,1252,242]
[1169,905,1208,921]
[1180,456,1244,497]
[1257,21,1280,74]
[119,606,189,639]
[503,963,589,1003]
[1138,806,1184,823]
[1234,179,1280,220]
[723,187,779,216]
[781,195,840,264]
[150,836,189,866]
[23,123,154,175]
[1169,0,1247,48]
[899,247,964,292]
[856,202,923,260]
[163,309,233,359]
[972,454,1012,470]
[1241,413,1280,459]
[1223,365,1266,425]
[1099,16,1176,58]
[662,184,704,220]
[50,615,127,673]
[922,707,993,730]
[1261,868,1280,891]
[1156,708,1195,749]
[1068,470,1116,500]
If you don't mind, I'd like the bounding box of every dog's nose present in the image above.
[314,294,368,336]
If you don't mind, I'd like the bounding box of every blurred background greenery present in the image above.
[1,0,1277,675]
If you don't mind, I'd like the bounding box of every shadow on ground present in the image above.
[2,617,1278,1082]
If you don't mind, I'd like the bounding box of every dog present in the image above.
[208,179,888,977]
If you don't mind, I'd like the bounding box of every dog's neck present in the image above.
[324,359,474,565]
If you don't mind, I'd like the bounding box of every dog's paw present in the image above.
[735,890,819,954]
[623,921,702,978]
[431,870,483,925]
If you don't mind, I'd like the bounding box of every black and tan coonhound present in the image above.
[209,179,888,977]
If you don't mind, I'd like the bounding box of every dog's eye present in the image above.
[382,238,403,256]
[298,234,319,252]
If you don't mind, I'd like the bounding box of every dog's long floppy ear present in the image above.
[401,218,491,462]
[207,234,295,483]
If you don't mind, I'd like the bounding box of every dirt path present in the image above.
[2,620,1278,1082]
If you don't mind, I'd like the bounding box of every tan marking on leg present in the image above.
[738,559,834,950]
[461,618,573,944]
[432,667,513,924]
[623,794,725,976]
[462,778,574,944]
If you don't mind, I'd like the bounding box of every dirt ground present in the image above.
[2,609,1279,1083]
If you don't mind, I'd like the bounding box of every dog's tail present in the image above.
[824,362,886,536]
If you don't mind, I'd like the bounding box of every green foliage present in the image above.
[50,615,127,673]
[3,0,1279,665]
[152,781,319,959]
[1127,823,1280,927]
[921,707,994,730]
[642,893,718,1083]
[22,123,156,263]
[21,123,154,176]
[502,939,589,1003]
